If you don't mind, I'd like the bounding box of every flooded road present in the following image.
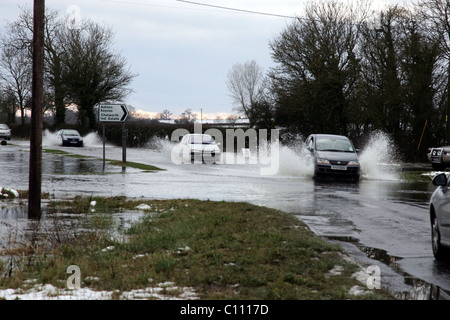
[1,135,449,299]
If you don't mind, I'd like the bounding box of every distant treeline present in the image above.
[232,1,450,161]
[5,1,450,161]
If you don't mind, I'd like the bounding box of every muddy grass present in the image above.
[0,197,393,300]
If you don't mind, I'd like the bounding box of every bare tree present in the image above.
[158,109,173,120]
[0,42,31,125]
[178,108,196,123]
[418,0,450,142]
[60,19,137,130]
[269,0,366,136]
[419,0,450,56]
[226,60,268,127]
[0,84,18,123]
[5,7,68,124]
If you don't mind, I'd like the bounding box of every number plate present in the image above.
[331,165,347,171]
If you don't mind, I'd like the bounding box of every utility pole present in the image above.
[28,0,45,219]
[447,61,450,145]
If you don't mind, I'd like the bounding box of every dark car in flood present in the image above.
[57,129,83,147]
[305,134,360,181]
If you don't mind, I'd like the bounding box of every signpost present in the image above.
[98,104,129,171]
[98,104,128,122]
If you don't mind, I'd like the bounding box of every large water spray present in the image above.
[358,132,399,181]
[42,130,104,148]
[274,131,399,181]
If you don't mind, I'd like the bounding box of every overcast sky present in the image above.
[2,0,402,119]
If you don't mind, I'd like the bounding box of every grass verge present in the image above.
[398,170,435,182]
[108,160,164,172]
[0,197,393,300]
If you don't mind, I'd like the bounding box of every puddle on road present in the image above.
[1,147,133,177]
[327,235,450,300]
[327,236,403,268]
[43,152,137,175]
[47,155,107,175]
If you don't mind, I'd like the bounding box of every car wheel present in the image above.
[431,215,449,261]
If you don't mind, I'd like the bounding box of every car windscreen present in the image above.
[62,130,80,136]
[316,137,354,152]
[189,135,215,144]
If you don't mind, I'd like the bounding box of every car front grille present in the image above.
[318,167,359,174]
[329,160,349,165]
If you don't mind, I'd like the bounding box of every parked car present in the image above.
[177,133,221,164]
[427,146,450,171]
[0,124,11,140]
[430,173,450,261]
[305,134,360,181]
[56,129,83,147]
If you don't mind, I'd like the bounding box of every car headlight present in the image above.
[316,158,330,165]
[348,161,359,166]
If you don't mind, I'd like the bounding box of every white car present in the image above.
[430,173,450,261]
[177,134,221,164]
[0,124,11,140]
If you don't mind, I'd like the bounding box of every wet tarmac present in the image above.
[1,137,449,299]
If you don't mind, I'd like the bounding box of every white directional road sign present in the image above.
[98,104,128,122]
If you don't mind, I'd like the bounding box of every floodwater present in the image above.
[1,132,449,299]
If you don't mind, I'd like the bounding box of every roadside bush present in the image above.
[97,119,176,148]
[97,120,270,152]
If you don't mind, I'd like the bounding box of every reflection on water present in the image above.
[0,207,42,265]
[360,246,402,268]
[44,153,128,175]
[327,235,450,300]
[359,179,434,206]
[0,201,145,256]
[430,285,450,300]
[0,148,126,178]
[0,202,28,219]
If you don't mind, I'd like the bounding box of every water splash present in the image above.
[42,129,61,146]
[151,131,400,181]
[149,137,178,159]
[42,130,105,148]
[276,138,314,178]
[275,132,399,181]
[82,132,104,148]
[359,131,399,181]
